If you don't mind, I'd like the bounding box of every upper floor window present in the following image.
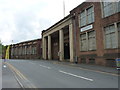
[79,6,94,27]
[80,11,86,27]
[102,1,120,17]
[87,6,94,24]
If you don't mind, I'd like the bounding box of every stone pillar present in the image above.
[59,29,64,61]
[48,35,52,60]
[69,23,74,62]
[42,37,47,59]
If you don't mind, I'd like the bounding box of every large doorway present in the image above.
[64,42,70,59]
[63,26,70,60]
[51,31,59,60]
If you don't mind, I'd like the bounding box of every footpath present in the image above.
[2,63,21,89]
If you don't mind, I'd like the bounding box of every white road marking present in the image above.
[3,65,7,68]
[39,64,51,69]
[59,70,93,82]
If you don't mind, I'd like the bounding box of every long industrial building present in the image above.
[10,39,42,59]
[42,1,120,67]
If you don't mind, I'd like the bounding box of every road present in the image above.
[6,59,118,88]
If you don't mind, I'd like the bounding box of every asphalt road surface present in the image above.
[6,59,118,88]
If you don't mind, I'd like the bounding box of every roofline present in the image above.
[11,38,42,46]
[70,0,100,13]
[42,14,71,34]
[70,1,86,13]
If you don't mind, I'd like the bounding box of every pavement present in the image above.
[2,62,21,89]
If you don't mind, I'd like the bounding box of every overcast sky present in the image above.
[0,0,84,45]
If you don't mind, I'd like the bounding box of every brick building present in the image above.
[10,39,42,59]
[70,1,120,67]
[42,1,120,67]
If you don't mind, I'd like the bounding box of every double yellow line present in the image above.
[5,62,27,81]
[4,62,37,89]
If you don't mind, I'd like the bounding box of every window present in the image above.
[34,47,36,54]
[14,48,16,55]
[32,46,36,55]
[80,34,87,51]
[11,48,13,56]
[26,46,29,55]
[88,31,96,50]
[15,48,18,55]
[118,1,120,12]
[19,47,22,55]
[102,2,119,17]
[80,6,94,27]
[22,47,24,55]
[104,25,117,49]
[29,46,31,55]
[19,47,21,55]
[87,6,94,24]
[27,46,30,55]
[80,31,96,51]
[118,23,120,48]
[25,46,27,55]
[80,11,86,26]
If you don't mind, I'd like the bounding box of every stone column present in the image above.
[48,35,52,60]
[42,37,47,59]
[69,23,74,62]
[59,29,64,61]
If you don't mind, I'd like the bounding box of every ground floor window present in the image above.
[104,24,117,49]
[11,48,14,56]
[22,47,25,55]
[117,22,120,48]
[80,34,87,51]
[88,31,96,50]
[32,46,36,55]
[104,23,120,49]
[25,46,27,55]
[80,30,96,51]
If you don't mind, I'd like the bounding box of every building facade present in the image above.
[10,39,42,59]
[42,15,74,62]
[42,1,120,67]
[70,1,120,67]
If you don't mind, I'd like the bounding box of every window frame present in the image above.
[88,30,96,51]
[79,5,94,27]
[80,30,96,52]
[104,23,118,49]
[101,1,119,18]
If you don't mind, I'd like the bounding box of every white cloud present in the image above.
[0,0,84,45]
